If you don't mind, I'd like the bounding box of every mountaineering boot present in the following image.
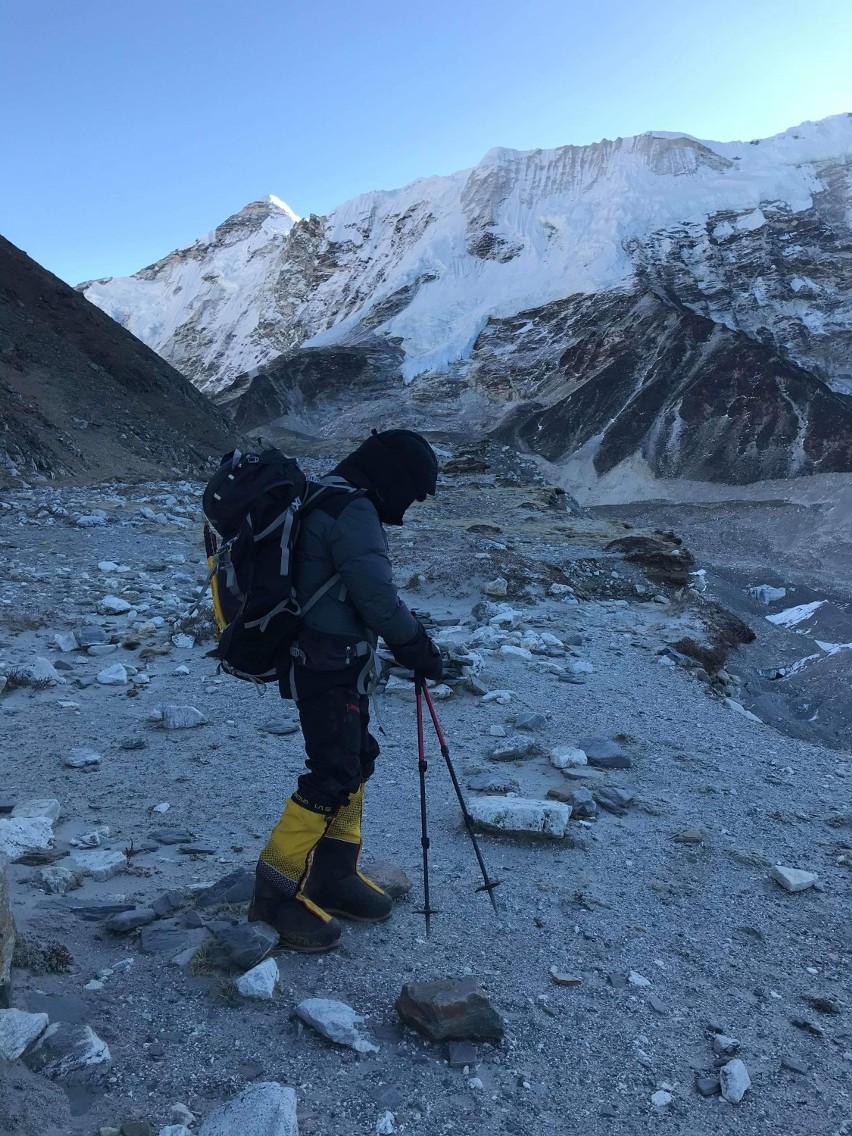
[303,783,393,922]
[248,795,342,952]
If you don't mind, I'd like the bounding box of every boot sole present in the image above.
[277,935,341,953]
[320,907,392,924]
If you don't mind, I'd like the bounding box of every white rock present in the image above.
[484,577,508,597]
[720,1058,751,1104]
[480,689,516,704]
[235,957,279,1000]
[383,675,415,698]
[295,997,379,1053]
[159,1127,191,1136]
[771,865,818,892]
[97,595,131,615]
[0,1009,49,1060]
[376,1112,398,1134]
[24,658,66,685]
[566,659,594,675]
[160,704,208,729]
[430,683,453,700]
[53,632,78,653]
[97,561,119,572]
[12,798,61,823]
[64,747,102,769]
[70,850,127,881]
[152,802,171,814]
[548,583,574,596]
[198,1082,298,1136]
[171,633,195,649]
[550,745,588,769]
[651,1090,672,1108]
[499,644,534,660]
[169,1104,196,1127]
[628,971,651,988]
[467,796,572,838]
[173,665,190,676]
[96,663,129,685]
[0,818,54,862]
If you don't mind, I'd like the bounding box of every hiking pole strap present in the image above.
[421,682,501,913]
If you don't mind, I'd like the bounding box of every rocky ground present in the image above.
[1,444,851,1136]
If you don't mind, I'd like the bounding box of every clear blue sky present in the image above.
[3,0,850,284]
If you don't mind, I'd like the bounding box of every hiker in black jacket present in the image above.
[248,429,444,951]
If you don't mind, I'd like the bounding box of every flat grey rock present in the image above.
[139,925,193,955]
[209,921,278,970]
[0,859,13,1006]
[105,907,157,934]
[0,817,55,862]
[198,1082,298,1136]
[195,868,254,908]
[720,1058,751,1104]
[467,796,572,839]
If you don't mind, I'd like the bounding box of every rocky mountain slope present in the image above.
[1,441,851,1135]
[0,237,237,486]
[80,116,852,488]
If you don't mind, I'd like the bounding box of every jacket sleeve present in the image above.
[328,497,420,646]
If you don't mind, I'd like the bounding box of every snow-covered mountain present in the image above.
[81,115,852,486]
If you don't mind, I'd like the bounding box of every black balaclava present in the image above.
[331,429,439,525]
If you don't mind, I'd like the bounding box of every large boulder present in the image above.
[198,1082,298,1136]
[0,857,14,1007]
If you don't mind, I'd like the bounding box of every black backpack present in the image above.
[201,448,357,684]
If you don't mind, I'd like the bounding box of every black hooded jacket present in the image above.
[288,431,441,691]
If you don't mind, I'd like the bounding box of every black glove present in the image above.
[389,622,443,681]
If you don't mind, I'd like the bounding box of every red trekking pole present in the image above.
[414,676,501,933]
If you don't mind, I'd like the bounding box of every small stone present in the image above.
[647,995,667,1014]
[150,829,196,846]
[673,828,707,844]
[194,867,255,908]
[97,663,129,685]
[139,926,194,956]
[12,798,61,823]
[295,997,379,1053]
[360,860,411,898]
[152,802,171,814]
[771,865,818,892]
[569,789,597,819]
[198,1083,298,1136]
[791,1016,824,1037]
[514,712,547,732]
[235,957,279,1000]
[159,1127,191,1136]
[467,772,519,794]
[76,626,108,646]
[628,971,651,988]
[209,922,279,970]
[395,977,504,1041]
[488,725,507,737]
[375,1111,397,1135]
[720,1058,751,1104]
[53,632,78,652]
[594,787,634,815]
[608,972,628,990]
[40,866,82,894]
[105,908,157,934]
[549,745,588,770]
[64,747,103,769]
[447,1040,479,1067]
[169,1105,196,1127]
[259,719,300,736]
[160,704,208,729]
[782,1056,808,1074]
[491,737,538,761]
[712,1033,740,1056]
[0,1008,49,1060]
[23,1021,111,1083]
[576,737,631,768]
[98,595,131,615]
[70,850,127,881]
[695,1073,721,1097]
[549,968,582,986]
[484,577,508,598]
[651,1090,672,1108]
